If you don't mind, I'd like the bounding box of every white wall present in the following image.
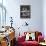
[3,0,43,37]
[43,0,46,37]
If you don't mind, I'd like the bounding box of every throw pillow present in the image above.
[31,33,35,40]
[25,33,29,40]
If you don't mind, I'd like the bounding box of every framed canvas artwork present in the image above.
[20,5,31,18]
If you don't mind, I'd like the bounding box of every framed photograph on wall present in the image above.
[20,5,31,18]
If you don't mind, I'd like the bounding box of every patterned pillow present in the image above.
[25,33,29,40]
[30,33,35,40]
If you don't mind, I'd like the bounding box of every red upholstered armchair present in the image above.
[17,36,39,46]
[17,31,43,46]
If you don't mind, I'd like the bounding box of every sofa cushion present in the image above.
[20,41,39,46]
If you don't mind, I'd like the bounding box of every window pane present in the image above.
[0,0,2,3]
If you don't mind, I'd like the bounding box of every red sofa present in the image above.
[17,31,44,46]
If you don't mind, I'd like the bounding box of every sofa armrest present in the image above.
[38,35,44,43]
[35,31,42,41]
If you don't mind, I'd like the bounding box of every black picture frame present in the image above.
[20,5,31,18]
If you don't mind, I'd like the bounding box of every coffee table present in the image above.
[39,42,46,46]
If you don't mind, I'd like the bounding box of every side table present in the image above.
[39,42,46,46]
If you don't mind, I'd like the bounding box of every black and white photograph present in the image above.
[20,5,31,18]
